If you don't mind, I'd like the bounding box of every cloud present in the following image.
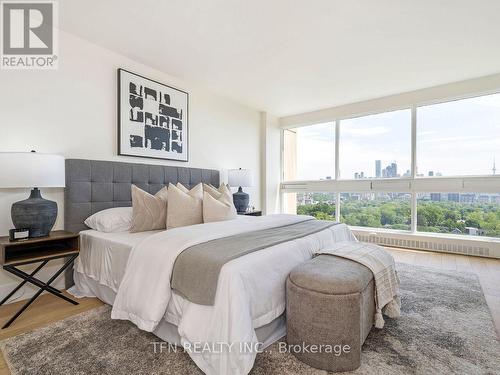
[418,130,437,136]
[341,126,389,136]
[419,135,490,144]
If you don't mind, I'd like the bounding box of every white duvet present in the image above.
[111,214,355,375]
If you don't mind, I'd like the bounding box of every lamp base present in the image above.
[233,187,249,214]
[11,188,57,238]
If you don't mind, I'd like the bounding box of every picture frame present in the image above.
[117,68,189,161]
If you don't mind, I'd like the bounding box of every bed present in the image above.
[65,159,356,375]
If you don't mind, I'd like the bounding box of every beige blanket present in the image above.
[316,241,400,328]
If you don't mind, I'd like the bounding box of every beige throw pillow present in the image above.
[167,183,204,229]
[130,185,168,233]
[203,183,232,198]
[203,183,221,198]
[176,182,190,193]
[202,186,237,223]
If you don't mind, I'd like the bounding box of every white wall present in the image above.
[0,30,262,302]
[261,112,281,214]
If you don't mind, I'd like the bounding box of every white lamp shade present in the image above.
[0,152,65,188]
[228,168,253,187]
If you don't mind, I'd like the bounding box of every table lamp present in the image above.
[228,168,253,213]
[0,152,65,238]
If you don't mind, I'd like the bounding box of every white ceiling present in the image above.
[60,0,500,117]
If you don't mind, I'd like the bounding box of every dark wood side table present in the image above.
[0,231,80,328]
[239,210,262,216]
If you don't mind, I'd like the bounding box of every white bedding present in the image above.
[74,229,160,293]
[110,214,356,375]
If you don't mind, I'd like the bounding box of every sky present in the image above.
[293,93,500,180]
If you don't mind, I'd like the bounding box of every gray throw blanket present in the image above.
[171,219,338,305]
[316,241,401,329]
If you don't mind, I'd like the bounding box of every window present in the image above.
[339,109,411,179]
[340,192,411,230]
[283,192,336,221]
[281,91,500,240]
[417,193,500,237]
[417,93,500,177]
[283,122,335,181]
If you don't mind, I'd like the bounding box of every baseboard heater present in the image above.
[351,229,500,259]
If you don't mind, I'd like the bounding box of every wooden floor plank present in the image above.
[454,254,472,272]
[441,253,457,271]
[417,251,443,270]
[483,293,500,338]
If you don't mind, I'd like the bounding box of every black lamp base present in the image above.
[11,188,57,238]
[233,187,249,214]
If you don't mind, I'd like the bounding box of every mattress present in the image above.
[73,229,160,293]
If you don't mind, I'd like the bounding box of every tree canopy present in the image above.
[296,199,500,237]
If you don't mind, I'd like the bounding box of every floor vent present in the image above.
[353,231,497,258]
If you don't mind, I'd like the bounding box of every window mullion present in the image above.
[411,106,417,232]
[335,120,341,221]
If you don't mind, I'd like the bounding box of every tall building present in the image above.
[381,162,398,178]
[430,193,441,201]
[375,160,381,178]
[460,193,475,203]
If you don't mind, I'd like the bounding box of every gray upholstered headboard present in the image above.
[64,159,220,233]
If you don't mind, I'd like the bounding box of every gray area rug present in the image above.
[1,263,499,375]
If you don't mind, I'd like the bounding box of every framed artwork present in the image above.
[118,68,189,161]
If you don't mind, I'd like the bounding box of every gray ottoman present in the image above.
[286,255,375,372]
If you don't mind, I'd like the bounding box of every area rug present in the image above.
[1,263,499,374]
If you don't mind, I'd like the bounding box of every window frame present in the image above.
[280,92,500,239]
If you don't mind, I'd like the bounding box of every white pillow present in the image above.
[166,183,204,229]
[84,207,133,233]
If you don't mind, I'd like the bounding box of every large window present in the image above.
[283,122,335,181]
[339,109,411,179]
[417,93,500,177]
[281,91,500,239]
[417,193,500,238]
[340,193,411,230]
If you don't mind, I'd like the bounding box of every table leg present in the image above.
[0,261,48,305]
[1,255,79,329]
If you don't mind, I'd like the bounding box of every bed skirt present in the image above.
[68,271,286,349]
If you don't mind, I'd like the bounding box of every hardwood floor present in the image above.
[0,249,498,374]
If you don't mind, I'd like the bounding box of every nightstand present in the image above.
[239,210,262,216]
[0,230,80,328]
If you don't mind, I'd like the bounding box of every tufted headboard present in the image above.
[64,159,220,233]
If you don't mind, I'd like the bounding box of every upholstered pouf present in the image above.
[286,255,375,372]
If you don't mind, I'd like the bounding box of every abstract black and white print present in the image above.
[118,69,188,161]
